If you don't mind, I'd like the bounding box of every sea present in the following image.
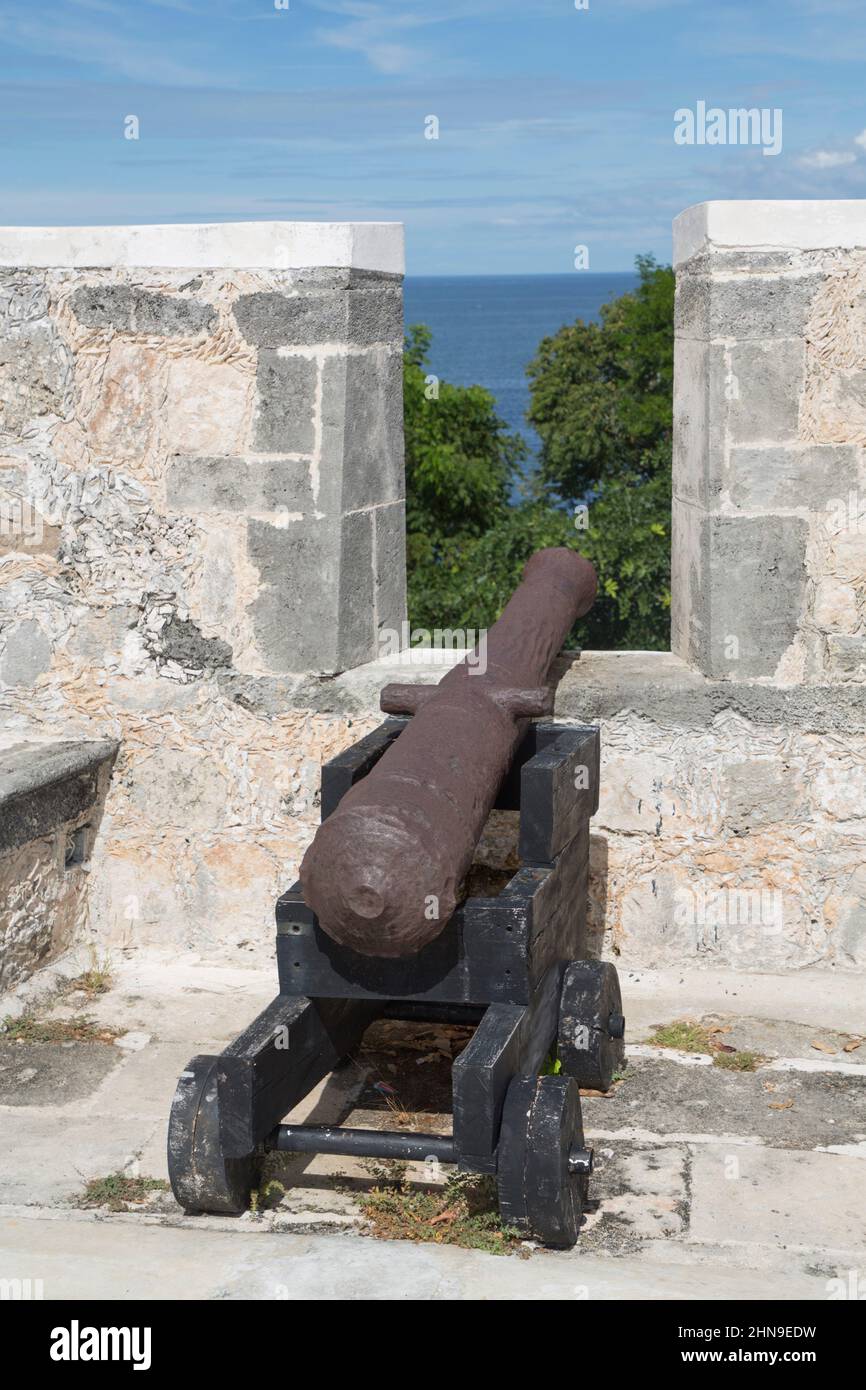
[403,272,638,491]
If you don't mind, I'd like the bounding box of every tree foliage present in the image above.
[404,323,530,630]
[403,257,674,650]
[527,254,674,497]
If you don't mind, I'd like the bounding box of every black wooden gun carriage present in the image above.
[168,715,625,1248]
[168,549,624,1248]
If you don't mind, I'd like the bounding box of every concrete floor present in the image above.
[1,949,864,1300]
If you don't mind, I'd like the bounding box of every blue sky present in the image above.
[1,0,865,272]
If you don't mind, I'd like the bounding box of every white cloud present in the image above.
[317,29,423,75]
[799,149,857,169]
[0,10,215,86]
[311,2,446,74]
[309,0,542,74]
[855,130,866,150]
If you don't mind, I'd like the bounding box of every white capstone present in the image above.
[0,221,405,273]
[674,199,866,266]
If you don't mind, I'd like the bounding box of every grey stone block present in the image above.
[0,619,53,686]
[69,285,216,336]
[675,272,822,341]
[0,739,118,854]
[674,503,810,679]
[247,513,379,674]
[728,444,860,511]
[672,340,727,506]
[703,515,808,678]
[347,285,403,347]
[727,339,804,444]
[287,268,359,290]
[374,500,407,640]
[675,274,708,341]
[826,634,866,676]
[247,516,341,672]
[253,352,317,453]
[158,616,233,671]
[166,456,314,513]
[338,510,375,670]
[319,351,403,512]
[235,291,348,347]
[670,498,702,666]
[680,249,801,277]
[234,283,402,348]
[292,267,403,290]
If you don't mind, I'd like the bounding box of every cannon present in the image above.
[167,547,625,1248]
[300,547,596,957]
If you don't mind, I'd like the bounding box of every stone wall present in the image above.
[672,200,866,682]
[1,208,864,984]
[635,200,866,970]
[0,224,405,971]
[273,645,866,974]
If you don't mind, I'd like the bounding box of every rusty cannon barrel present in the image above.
[299,546,597,958]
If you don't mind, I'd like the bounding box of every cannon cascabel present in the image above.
[299,547,597,958]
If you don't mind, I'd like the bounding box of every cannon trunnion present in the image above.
[168,715,624,1249]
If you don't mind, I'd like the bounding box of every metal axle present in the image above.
[267,1122,594,1178]
[268,1124,456,1164]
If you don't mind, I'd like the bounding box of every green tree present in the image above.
[403,257,674,649]
[527,254,674,497]
[526,256,674,647]
[404,324,531,630]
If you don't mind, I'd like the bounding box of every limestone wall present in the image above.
[275,648,866,975]
[0,224,404,968]
[672,200,866,683]
[1,209,864,984]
